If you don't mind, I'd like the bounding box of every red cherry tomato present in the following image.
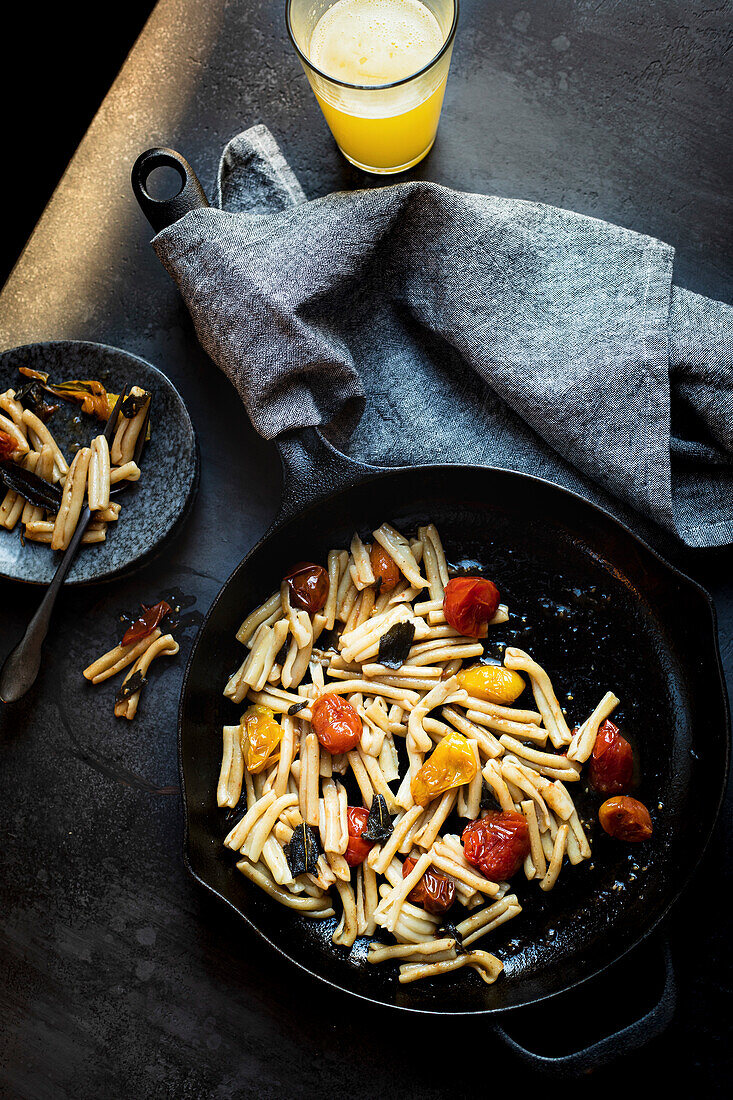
[588,720,634,795]
[310,693,362,753]
[599,796,653,842]
[369,543,400,592]
[283,562,329,615]
[0,430,19,461]
[443,577,500,636]
[121,600,172,646]
[462,811,530,880]
[344,806,373,867]
[402,856,456,914]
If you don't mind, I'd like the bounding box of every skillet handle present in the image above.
[275,427,383,526]
[492,938,676,1075]
[131,147,210,232]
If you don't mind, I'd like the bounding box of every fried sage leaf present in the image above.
[221,790,249,829]
[480,781,499,811]
[14,380,59,423]
[377,621,415,670]
[115,669,147,704]
[437,922,466,953]
[120,390,150,419]
[360,793,393,842]
[285,823,322,877]
[0,464,62,511]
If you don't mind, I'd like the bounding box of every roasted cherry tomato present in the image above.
[599,796,653,842]
[402,856,455,914]
[588,720,634,795]
[410,730,477,807]
[0,430,19,461]
[121,600,172,646]
[344,806,374,867]
[369,543,401,593]
[283,561,329,615]
[443,576,500,636]
[241,705,282,773]
[462,811,531,880]
[311,693,362,753]
[456,664,525,705]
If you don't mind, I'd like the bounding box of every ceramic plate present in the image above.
[0,341,197,584]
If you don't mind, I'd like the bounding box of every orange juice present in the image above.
[291,0,457,173]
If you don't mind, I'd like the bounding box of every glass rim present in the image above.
[285,0,459,93]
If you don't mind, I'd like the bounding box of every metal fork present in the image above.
[0,384,145,703]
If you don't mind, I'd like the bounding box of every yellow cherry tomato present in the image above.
[241,705,282,773]
[411,731,478,807]
[456,665,526,705]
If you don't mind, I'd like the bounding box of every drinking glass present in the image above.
[286,0,459,174]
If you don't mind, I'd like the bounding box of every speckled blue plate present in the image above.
[0,341,197,585]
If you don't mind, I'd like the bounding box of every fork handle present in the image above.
[0,507,92,702]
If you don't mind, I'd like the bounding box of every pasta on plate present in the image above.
[0,376,149,550]
[217,522,650,986]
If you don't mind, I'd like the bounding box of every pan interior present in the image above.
[179,466,727,1013]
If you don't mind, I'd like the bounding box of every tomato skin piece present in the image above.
[402,856,455,914]
[369,544,400,593]
[410,730,478,807]
[283,562,329,615]
[462,811,531,881]
[599,796,653,842]
[456,665,525,705]
[0,430,19,461]
[241,705,283,773]
[344,806,373,867]
[310,693,362,753]
[588,720,634,795]
[121,600,172,646]
[443,577,500,636]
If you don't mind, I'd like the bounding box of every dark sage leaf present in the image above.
[437,922,466,953]
[0,464,62,511]
[221,790,249,828]
[361,794,393,842]
[120,391,150,419]
[479,781,499,811]
[285,823,322,877]
[115,669,147,704]
[377,621,415,670]
[14,381,58,423]
[288,701,307,716]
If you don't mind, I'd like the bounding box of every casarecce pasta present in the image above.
[218,522,652,986]
[0,376,149,549]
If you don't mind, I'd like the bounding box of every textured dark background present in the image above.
[1,1,732,1095]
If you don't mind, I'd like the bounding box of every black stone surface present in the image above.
[0,0,731,1094]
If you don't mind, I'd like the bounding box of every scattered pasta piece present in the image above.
[82,597,184,719]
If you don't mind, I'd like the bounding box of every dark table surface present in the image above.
[1,1,731,1094]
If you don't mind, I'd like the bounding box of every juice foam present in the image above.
[309,0,444,86]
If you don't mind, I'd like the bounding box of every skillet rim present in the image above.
[177,461,730,1016]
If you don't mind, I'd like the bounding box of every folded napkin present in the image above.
[153,125,733,548]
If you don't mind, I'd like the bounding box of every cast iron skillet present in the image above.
[133,149,730,1072]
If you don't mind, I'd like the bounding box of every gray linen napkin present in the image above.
[153,125,733,548]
